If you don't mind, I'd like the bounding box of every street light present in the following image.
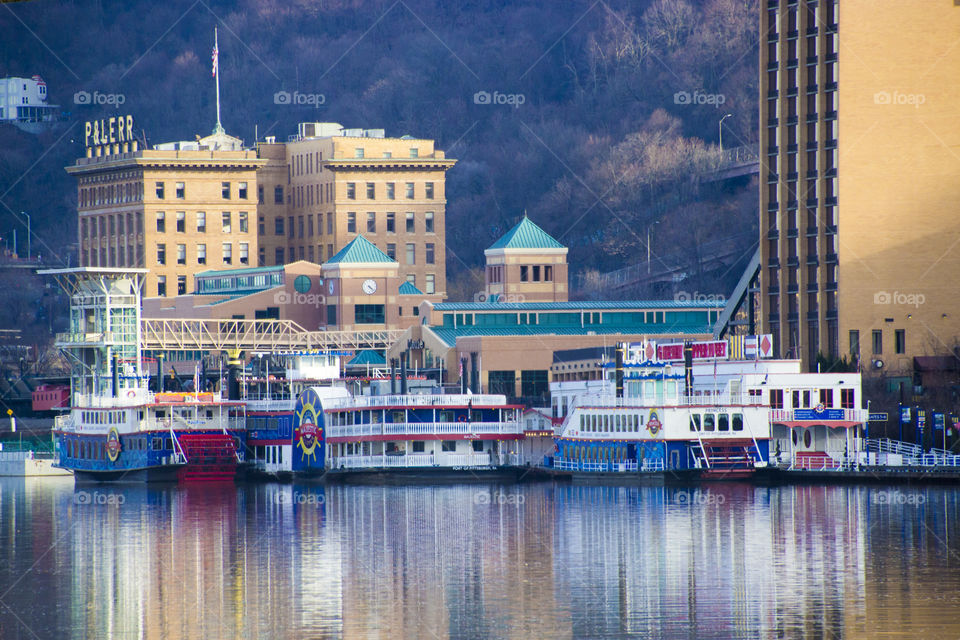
[647,220,660,274]
[719,113,733,152]
[21,212,30,261]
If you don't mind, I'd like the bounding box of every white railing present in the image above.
[790,455,851,471]
[245,399,295,412]
[771,408,868,423]
[642,458,664,471]
[865,438,923,458]
[575,393,766,409]
[331,452,493,469]
[324,393,508,409]
[327,421,523,439]
[552,458,640,472]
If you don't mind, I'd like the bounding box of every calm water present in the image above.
[2,479,960,639]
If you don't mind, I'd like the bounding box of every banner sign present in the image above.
[794,407,846,421]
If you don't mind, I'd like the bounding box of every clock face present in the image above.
[328,280,335,296]
[362,279,377,295]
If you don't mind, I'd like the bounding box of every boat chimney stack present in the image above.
[400,356,408,395]
[390,359,397,395]
[226,349,242,400]
[684,342,694,396]
[112,353,120,397]
[615,344,624,399]
[156,353,165,392]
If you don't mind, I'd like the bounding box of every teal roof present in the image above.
[428,324,712,348]
[434,299,725,311]
[487,216,565,251]
[398,281,423,295]
[326,235,396,264]
[347,350,387,366]
[196,264,285,278]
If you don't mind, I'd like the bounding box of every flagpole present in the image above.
[213,26,223,134]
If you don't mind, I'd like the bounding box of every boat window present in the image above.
[393,411,405,422]
[704,414,716,431]
[733,414,744,431]
[472,440,484,452]
[413,441,426,452]
[441,440,456,452]
[690,414,701,432]
[803,429,812,448]
[718,414,730,431]
[603,415,609,431]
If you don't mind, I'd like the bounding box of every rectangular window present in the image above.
[155,182,165,199]
[327,213,333,235]
[545,265,553,281]
[239,212,249,233]
[405,182,414,199]
[258,185,264,204]
[307,215,314,237]
[689,414,701,432]
[386,183,395,200]
[425,274,435,294]
[406,274,416,287]
[409,148,419,158]
[355,148,365,159]
[346,183,356,200]
[718,414,729,431]
[274,186,284,204]
[238,182,248,199]
[156,211,165,233]
[221,182,230,199]
[819,388,834,408]
[770,389,783,409]
[520,265,529,282]
[533,265,541,281]
[176,211,185,233]
[157,275,166,296]
[175,182,185,199]
[849,330,860,357]
[840,388,855,409]
[406,243,415,265]
[366,182,375,199]
[222,242,232,265]
[347,212,356,233]
[177,275,186,295]
[156,243,166,265]
[425,243,435,264]
[405,212,415,233]
[441,440,456,452]
[288,217,294,238]
[176,243,186,265]
[197,244,206,265]
[239,242,249,265]
[354,304,385,324]
[387,213,396,233]
[386,243,396,260]
[872,329,882,355]
[275,247,285,264]
[732,414,744,431]
[222,212,231,233]
[298,216,304,238]
[425,182,434,199]
[275,217,284,235]
[367,212,376,233]
[425,211,434,233]
[327,305,337,326]
[895,329,905,354]
[197,211,206,233]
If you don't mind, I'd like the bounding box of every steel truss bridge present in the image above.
[140,319,402,353]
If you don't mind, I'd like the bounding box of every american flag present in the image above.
[212,33,219,77]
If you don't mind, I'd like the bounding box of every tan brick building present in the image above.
[69,130,265,297]
[759,0,960,373]
[483,215,568,303]
[69,122,456,302]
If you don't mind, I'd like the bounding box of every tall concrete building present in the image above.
[759,0,960,376]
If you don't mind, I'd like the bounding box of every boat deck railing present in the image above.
[331,452,493,469]
[865,437,924,458]
[327,421,523,439]
[553,458,641,473]
[325,393,509,409]
[573,393,766,409]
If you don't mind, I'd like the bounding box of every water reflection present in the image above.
[2,479,960,639]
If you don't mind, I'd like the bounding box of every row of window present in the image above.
[154,181,248,201]
[289,147,424,180]
[689,413,745,432]
[345,211,435,234]
[156,242,248,266]
[155,211,249,234]
[768,387,856,410]
[346,181,434,200]
[850,329,906,357]
[579,413,644,433]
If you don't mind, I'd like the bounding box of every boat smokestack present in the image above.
[460,357,467,394]
[684,342,694,396]
[615,344,624,399]
[156,353,165,392]
[400,356,407,395]
[390,359,397,395]
[112,353,119,398]
[226,350,242,400]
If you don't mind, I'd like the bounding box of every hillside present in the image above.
[0,0,759,307]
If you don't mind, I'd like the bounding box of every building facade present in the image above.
[484,216,569,303]
[0,75,59,132]
[759,0,960,375]
[69,121,454,302]
[68,131,265,298]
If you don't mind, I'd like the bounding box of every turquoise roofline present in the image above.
[325,235,396,264]
[195,264,285,278]
[434,299,725,311]
[486,215,566,251]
